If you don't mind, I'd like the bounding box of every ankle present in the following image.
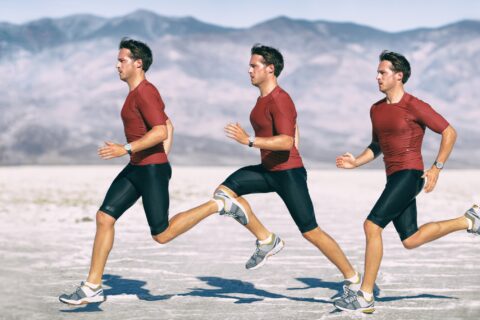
[258,233,273,245]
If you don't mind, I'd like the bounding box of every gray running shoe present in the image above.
[335,273,362,301]
[335,274,380,301]
[334,290,375,314]
[59,282,105,305]
[214,190,249,225]
[465,204,480,235]
[246,234,285,270]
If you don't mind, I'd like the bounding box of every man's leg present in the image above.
[303,227,357,279]
[402,214,470,249]
[153,187,272,244]
[87,211,117,284]
[60,165,139,305]
[361,220,383,293]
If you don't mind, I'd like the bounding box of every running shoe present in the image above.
[59,282,105,305]
[335,273,362,301]
[246,233,285,270]
[335,274,380,301]
[465,204,480,235]
[334,290,375,314]
[214,190,249,225]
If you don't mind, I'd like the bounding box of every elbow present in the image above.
[166,119,174,133]
[283,136,295,151]
[444,125,457,143]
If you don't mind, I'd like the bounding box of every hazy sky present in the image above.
[1,0,479,32]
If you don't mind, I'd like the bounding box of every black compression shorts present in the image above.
[367,169,425,241]
[222,164,318,233]
[100,163,171,235]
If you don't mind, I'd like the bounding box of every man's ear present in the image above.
[395,71,404,82]
[266,64,275,75]
[135,59,143,70]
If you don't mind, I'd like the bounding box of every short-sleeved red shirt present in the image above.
[121,79,169,165]
[370,92,449,176]
[250,86,304,171]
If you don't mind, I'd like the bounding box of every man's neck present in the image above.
[385,87,405,104]
[127,74,146,92]
[258,78,278,97]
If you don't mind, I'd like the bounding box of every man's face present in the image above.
[376,60,403,93]
[248,54,272,87]
[116,48,139,82]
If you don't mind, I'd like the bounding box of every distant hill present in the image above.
[1,10,479,168]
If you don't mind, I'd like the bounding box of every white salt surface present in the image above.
[0,166,478,320]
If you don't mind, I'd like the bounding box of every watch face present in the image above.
[435,162,444,169]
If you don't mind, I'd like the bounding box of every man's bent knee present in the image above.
[364,220,383,237]
[96,211,116,228]
[302,227,321,241]
[152,233,171,245]
[401,237,419,250]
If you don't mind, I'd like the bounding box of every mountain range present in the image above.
[1,10,479,168]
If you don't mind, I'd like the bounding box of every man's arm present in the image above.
[163,119,174,155]
[98,125,168,160]
[336,148,376,169]
[422,125,457,193]
[336,130,380,169]
[224,123,293,151]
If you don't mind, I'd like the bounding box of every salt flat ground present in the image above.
[0,166,478,320]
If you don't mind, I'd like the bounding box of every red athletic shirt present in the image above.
[250,86,304,171]
[121,79,169,165]
[370,92,449,176]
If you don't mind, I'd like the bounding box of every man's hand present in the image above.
[336,152,357,169]
[98,141,128,160]
[225,123,249,145]
[422,167,441,193]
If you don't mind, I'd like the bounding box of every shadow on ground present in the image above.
[59,275,457,313]
[179,276,331,304]
[59,274,173,313]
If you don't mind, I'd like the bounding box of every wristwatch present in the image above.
[248,136,255,147]
[434,161,444,169]
[124,143,132,155]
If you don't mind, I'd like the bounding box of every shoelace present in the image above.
[223,210,240,219]
[344,292,360,304]
[340,285,356,299]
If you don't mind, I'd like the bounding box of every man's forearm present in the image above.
[354,148,377,167]
[129,125,168,154]
[433,125,457,166]
[251,134,294,151]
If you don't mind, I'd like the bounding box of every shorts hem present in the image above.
[99,207,119,220]
[399,228,418,241]
[299,222,318,234]
[366,215,388,229]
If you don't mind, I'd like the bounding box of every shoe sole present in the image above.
[335,304,375,314]
[59,296,106,305]
[246,240,285,270]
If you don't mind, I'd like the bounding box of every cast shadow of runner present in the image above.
[288,278,456,304]
[179,276,331,304]
[59,274,174,313]
[288,277,382,300]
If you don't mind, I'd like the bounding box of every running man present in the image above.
[334,50,480,313]
[59,38,247,305]
[217,44,359,284]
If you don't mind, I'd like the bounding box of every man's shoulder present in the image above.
[271,86,294,106]
[137,80,160,95]
[404,93,430,109]
[372,97,386,108]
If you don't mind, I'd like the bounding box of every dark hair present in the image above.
[119,37,153,72]
[251,44,284,77]
[379,50,411,84]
